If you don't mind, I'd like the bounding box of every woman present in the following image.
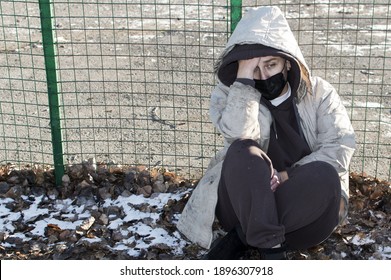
[177,6,356,259]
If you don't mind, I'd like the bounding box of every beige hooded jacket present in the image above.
[177,6,356,249]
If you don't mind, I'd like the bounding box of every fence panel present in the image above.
[0,0,390,182]
[52,0,229,181]
[0,1,53,167]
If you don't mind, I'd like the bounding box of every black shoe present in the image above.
[203,227,248,260]
[258,244,287,260]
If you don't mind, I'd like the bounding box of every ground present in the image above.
[0,163,390,260]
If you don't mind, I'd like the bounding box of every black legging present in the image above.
[216,139,341,250]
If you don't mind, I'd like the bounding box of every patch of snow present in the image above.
[378,246,391,259]
[0,190,190,258]
[350,234,375,246]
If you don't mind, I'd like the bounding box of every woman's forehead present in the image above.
[258,56,284,63]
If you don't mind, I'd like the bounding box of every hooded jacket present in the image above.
[177,6,356,249]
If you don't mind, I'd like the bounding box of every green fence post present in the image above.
[38,0,64,186]
[230,0,242,33]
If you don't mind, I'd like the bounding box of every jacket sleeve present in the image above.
[209,81,262,144]
[293,77,356,176]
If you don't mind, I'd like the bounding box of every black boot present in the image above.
[258,244,287,260]
[203,226,248,260]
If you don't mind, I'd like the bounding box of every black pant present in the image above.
[216,139,341,249]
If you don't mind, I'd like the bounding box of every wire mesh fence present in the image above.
[0,0,390,184]
[0,1,52,168]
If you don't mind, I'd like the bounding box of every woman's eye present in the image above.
[266,63,276,69]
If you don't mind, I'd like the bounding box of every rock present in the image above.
[35,171,45,186]
[83,157,97,174]
[98,186,111,200]
[153,180,168,193]
[105,206,122,220]
[98,213,109,225]
[137,185,152,197]
[67,164,84,180]
[62,174,70,187]
[112,230,124,241]
[5,185,23,199]
[58,229,72,241]
[75,186,95,207]
[22,178,29,187]
[0,232,8,242]
[5,236,24,245]
[53,243,68,255]
[138,170,151,186]
[47,235,59,244]
[121,189,132,197]
[0,181,10,194]
[31,186,46,197]
[29,240,46,252]
[47,187,60,200]
[108,161,123,174]
[124,171,136,190]
[79,180,91,188]
[79,216,96,231]
[7,175,20,184]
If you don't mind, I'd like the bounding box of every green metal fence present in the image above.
[0,0,390,185]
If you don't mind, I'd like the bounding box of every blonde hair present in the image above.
[298,61,313,96]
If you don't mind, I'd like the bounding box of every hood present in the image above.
[216,6,311,97]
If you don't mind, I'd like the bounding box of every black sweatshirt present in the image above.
[263,95,311,172]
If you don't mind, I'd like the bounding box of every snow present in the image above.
[350,234,375,246]
[0,190,191,258]
[1,189,390,259]
[378,246,391,259]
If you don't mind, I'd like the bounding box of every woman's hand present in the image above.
[237,57,261,79]
[270,169,289,192]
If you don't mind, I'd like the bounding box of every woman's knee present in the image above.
[227,139,270,164]
[288,161,341,200]
[293,161,338,183]
[227,138,260,155]
[223,138,272,177]
[312,161,340,188]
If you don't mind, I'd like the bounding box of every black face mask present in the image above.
[254,64,288,100]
